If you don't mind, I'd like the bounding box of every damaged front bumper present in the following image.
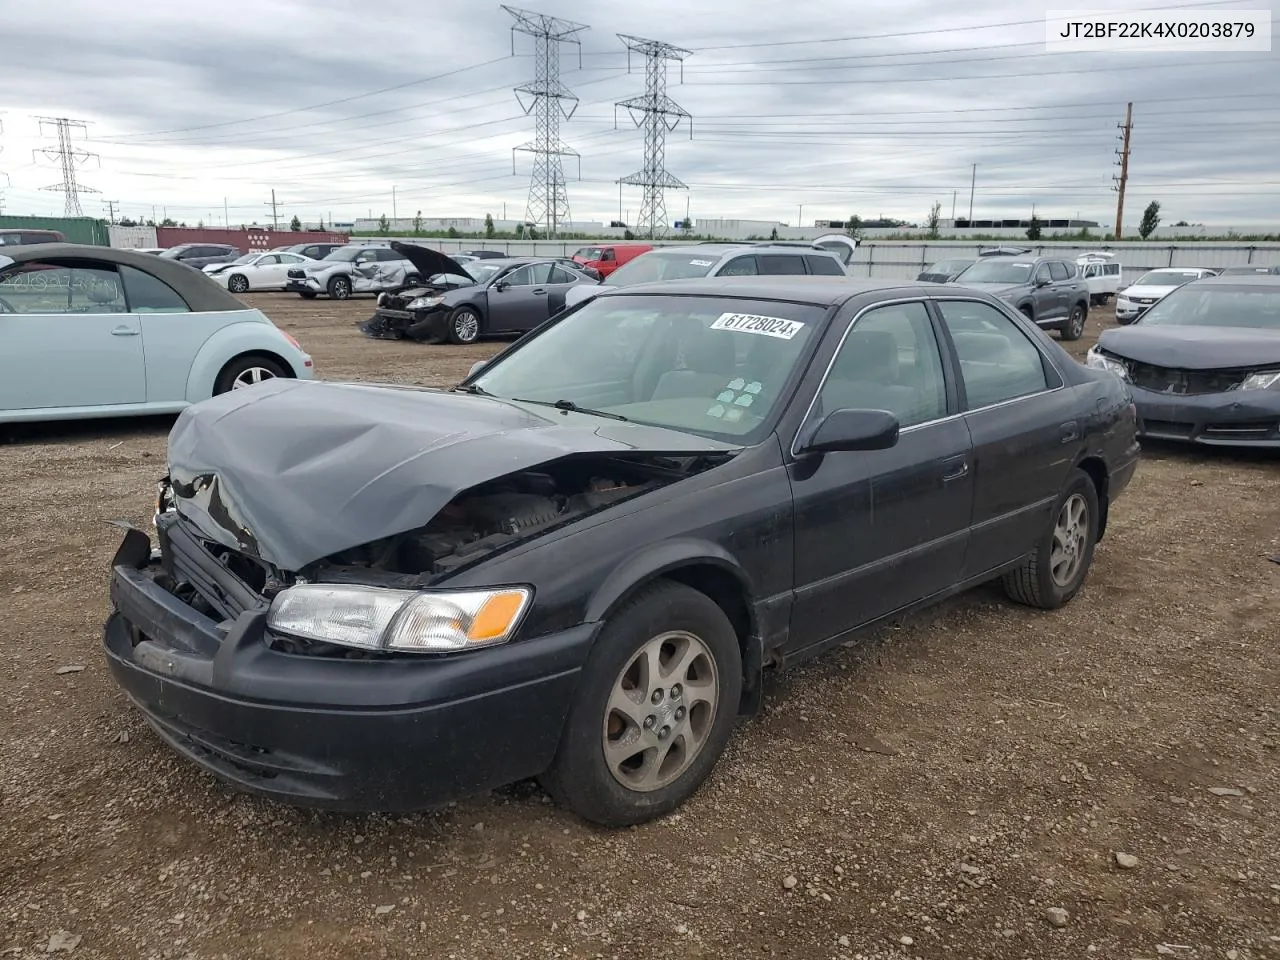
[286,277,324,293]
[101,527,598,812]
[1131,385,1280,447]
[359,307,448,342]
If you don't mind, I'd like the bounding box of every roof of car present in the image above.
[599,275,926,306]
[1192,273,1280,286]
[0,242,251,312]
[648,243,834,256]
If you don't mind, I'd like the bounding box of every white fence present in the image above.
[356,236,1280,281]
[108,225,159,249]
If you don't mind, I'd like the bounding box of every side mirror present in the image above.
[468,360,487,377]
[797,408,899,454]
[1035,276,1051,287]
[493,280,509,292]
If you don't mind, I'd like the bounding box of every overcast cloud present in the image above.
[0,0,1276,229]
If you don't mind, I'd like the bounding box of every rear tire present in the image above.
[539,580,742,827]
[1002,468,1099,610]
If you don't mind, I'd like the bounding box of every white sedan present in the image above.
[204,251,316,293]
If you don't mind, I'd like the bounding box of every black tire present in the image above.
[327,275,352,300]
[1002,468,1100,610]
[540,580,743,827]
[1060,302,1087,341]
[227,273,250,294]
[446,306,482,344]
[213,354,289,395]
[298,291,317,300]
[404,274,422,286]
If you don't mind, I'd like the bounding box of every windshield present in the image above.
[230,253,258,265]
[464,261,504,283]
[927,259,971,274]
[469,294,826,443]
[1132,270,1202,287]
[955,260,1033,283]
[1137,286,1280,329]
[574,247,604,260]
[606,251,720,286]
[157,247,188,259]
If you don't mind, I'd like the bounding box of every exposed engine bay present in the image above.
[311,454,712,586]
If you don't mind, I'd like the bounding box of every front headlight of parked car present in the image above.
[1085,346,1129,380]
[407,295,446,310]
[266,583,532,653]
[1239,370,1280,391]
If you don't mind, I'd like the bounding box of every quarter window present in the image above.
[935,300,1050,409]
[119,265,190,313]
[548,265,577,284]
[804,255,844,276]
[817,301,947,428]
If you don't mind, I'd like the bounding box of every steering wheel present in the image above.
[0,295,14,313]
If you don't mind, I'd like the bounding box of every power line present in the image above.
[33,117,99,217]
[504,4,589,237]
[615,34,692,239]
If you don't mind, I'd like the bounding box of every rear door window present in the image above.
[804,255,844,276]
[757,254,807,275]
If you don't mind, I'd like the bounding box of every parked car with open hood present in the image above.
[1114,267,1218,324]
[361,250,596,343]
[101,275,1137,826]
[917,258,974,284]
[284,243,423,300]
[0,243,312,424]
[1087,274,1280,446]
[204,250,319,293]
[952,253,1090,340]
[562,241,848,310]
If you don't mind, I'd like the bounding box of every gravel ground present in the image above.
[2,295,1278,960]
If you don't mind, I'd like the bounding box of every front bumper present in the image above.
[286,277,323,293]
[360,308,448,342]
[1131,386,1280,447]
[101,535,598,812]
[1115,299,1154,322]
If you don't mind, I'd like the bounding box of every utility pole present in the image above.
[615,34,692,240]
[392,185,397,221]
[104,199,118,223]
[266,189,279,230]
[798,203,803,227]
[504,5,589,239]
[951,190,956,221]
[1113,102,1133,240]
[33,116,99,216]
[223,197,229,227]
[968,163,977,223]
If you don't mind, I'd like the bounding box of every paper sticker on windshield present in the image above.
[689,259,714,266]
[710,312,804,339]
[745,381,761,394]
[706,404,726,418]
[724,407,745,423]
[726,378,746,391]
[716,390,736,403]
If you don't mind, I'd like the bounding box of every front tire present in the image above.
[327,275,352,300]
[447,307,482,344]
[1002,468,1099,610]
[1060,302,1087,341]
[540,580,743,827]
[213,354,289,395]
[227,273,250,294]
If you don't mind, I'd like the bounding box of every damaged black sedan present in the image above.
[103,277,1139,826]
[361,255,596,344]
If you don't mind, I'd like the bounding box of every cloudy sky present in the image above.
[1,0,1276,229]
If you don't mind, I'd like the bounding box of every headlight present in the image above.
[1240,370,1280,391]
[407,295,445,310]
[266,584,532,654]
[1085,346,1129,380]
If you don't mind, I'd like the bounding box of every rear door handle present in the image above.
[1060,420,1080,443]
[531,288,547,295]
[941,456,969,482]
[110,326,140,336]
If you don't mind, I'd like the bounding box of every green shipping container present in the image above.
[0,215,109,246]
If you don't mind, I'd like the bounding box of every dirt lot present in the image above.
[2,295,1277,960]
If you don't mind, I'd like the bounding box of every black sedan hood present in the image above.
[166,379,739,571]
[1098,324,1280,370]
[389,240,468,280]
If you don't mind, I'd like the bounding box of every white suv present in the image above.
[563,240,853,310]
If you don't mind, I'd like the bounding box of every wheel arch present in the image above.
[1074,454,1110,540]
[185,323,298,400]
[584,541,763,715]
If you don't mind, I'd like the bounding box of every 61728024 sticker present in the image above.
[709,313,805,339]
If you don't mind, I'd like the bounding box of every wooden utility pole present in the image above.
[1113,102,1133,240]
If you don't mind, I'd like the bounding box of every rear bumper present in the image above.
[102,546,598,812]
[1132,386,1280,447]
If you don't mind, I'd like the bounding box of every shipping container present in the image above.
[155,227,348,252]
[0,215,109,246]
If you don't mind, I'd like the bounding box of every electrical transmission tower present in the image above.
[615,35,692,240]
[33,117,99,217]
[503,5,588,238]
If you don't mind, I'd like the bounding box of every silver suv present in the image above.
[563,240,851,309]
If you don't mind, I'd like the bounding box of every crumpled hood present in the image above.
[166,378,739,571]
[1098,324,1280,369]
[389,241,468,280]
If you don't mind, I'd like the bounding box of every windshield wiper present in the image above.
[511,398,628,421]
[453,383,490,395]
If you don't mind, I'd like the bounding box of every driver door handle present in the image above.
[531,288,547,295]
[940,455,969,482]
[111,326,140,336]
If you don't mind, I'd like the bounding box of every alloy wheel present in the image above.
[1050,493,1089,586]
[231,366,277,390]
[454,311,479,343]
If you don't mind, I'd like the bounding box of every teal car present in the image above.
[0,244,313,424]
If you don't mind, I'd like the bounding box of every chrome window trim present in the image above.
[788,294,1067,458]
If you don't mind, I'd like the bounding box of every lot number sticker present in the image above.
[710,312,804,339]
